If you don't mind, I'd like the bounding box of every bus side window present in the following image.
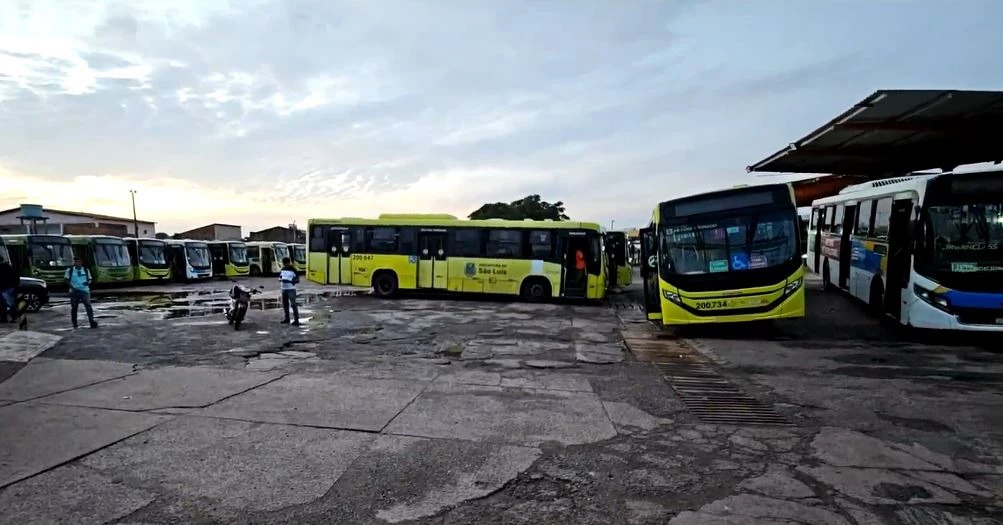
[453,229,483,257]
[529,230,552,259]
[398,228,416,254]
[873,198,893,240]
[366,227,398,253]
[831,205,844,234]
[810,208,819,229]
[309,226,325,252]
[856,200,873,237]
[487,230,520,257]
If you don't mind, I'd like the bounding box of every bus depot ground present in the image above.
[0,273,1000,525]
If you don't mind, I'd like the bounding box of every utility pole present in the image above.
[130,190,139,237]
[610,219,615,231]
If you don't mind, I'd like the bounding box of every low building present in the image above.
[178,223,242,241]
[0,205,156,236]
[248,226,305,244]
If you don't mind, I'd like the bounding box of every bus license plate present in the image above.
[694,300,728,310]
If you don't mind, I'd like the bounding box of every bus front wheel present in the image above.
[372,271,398,299]
[520,278,551,302]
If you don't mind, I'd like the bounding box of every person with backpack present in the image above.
[65,256,98,329]
[279,257,300,326]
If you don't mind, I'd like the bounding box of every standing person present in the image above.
[0,256,17,323]
[65,256,98,329]
[279,257,300,326]
[575,247,587,287]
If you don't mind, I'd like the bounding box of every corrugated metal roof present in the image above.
[747,90,1003,176]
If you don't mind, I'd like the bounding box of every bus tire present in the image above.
[821,262,833,292]
[372,271,398,299]
[869,278,884,316]
[520,277,551,302]
[250,265,261,277]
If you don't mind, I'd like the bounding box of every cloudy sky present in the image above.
[2,0,1002,234]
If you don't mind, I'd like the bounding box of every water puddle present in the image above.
[90,289,335,320]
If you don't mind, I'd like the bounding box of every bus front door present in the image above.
[559,232,589,298]
[813,208,826,272]
[326,228,353,285]
[418,232,448,289]
[839,205,856,289]
[639,227,661,320]
[883,200,913,319]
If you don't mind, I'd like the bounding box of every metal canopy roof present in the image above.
[747,90,1003,177]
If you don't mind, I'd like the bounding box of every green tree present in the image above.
[468,195,569,221]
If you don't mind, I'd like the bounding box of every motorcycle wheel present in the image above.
[234,304,246,330]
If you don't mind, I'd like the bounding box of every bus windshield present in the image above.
[186,245,211,268]
[229,245,248,264]
[291,245,305,263]
[274,244,289,262]
[925,202,1003,273]
[660,210,798,276]
[139,241,167,265]
[29,239,73,268]
[94,241,131,267]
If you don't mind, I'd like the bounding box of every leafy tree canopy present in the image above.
[468,194,569,221]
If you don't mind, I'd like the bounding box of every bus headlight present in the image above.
[914,284,950,311]
[662,289,683,304]
[784,278,802,296]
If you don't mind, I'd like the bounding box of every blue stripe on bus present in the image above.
[849,240,884,274]
[943,290,1003,309]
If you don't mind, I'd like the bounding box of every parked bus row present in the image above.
[635,167,1002,333]
[0,234,306,288]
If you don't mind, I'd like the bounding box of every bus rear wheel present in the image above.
[250,265,261,277]
[372,271,398,299]
[520,278,551,302]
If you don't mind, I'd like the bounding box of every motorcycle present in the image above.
[225,281,262,330]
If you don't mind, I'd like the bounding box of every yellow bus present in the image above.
[124,238,172,282]
[306,214,607,301]
[639,183,805,326]
[288,243,307,274]
[207,241,250,278]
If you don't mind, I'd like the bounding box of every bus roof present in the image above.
[308,217,603,231]
[64,234,126,243]
[123,237,166,243]
[245,241,287,246]
[163,239,209,246]
[206,240,246,245]
[0,234,70,243]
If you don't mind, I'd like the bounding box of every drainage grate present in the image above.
[621,327,792,426]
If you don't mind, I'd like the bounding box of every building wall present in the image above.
[179,224,242,241]
[248,227,305,244]
[0,210,155,236]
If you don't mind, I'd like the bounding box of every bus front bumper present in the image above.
[660,289,805,326]
[908,298,1003,332]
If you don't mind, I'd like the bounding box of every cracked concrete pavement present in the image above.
[0,276,1001,524]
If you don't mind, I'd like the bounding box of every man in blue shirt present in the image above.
[279,257,300,326]
[65,256,98,329]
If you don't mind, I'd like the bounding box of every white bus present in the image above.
[807,168,1003,331]
[246,241,290,276]
[164,239,213,282]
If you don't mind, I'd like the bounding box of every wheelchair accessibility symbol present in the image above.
[730,253,750,271]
